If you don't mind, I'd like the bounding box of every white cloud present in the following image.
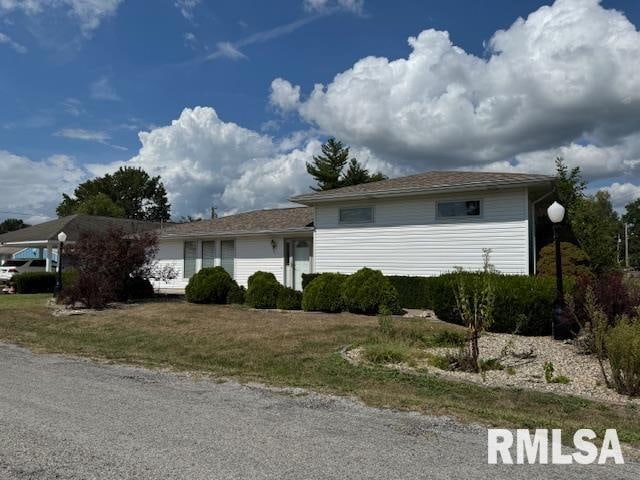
[269,78,301,112]
[303,0,364,15]
[90,76,120,101]
[0,0,123,37]
[175,0,199,21]
[54,128,127,150]
[61,97,83,116]
[600,182,640,212]
[275,0,640,182]
[0,150,88,221]
[214,41,246,60]
[0,31,26,52]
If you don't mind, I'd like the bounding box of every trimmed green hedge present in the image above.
[185,267,235,304]
[246,271,282,309]
[276,287,302,310]
[389,272,565,335]
[227,283,246,304]
[302,273,346,313]
[13,271,78,294]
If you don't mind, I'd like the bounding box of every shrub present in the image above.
[227,282,246,304]
[301,273,320,290]
[248,271,277,288]
[432,272,561,336]
[123,276,154,299]
[606,317,640,396]
[572,271,632,327]
[301,273,346,313]
[13,272,56,293]
[341,267,401,315]
[185,267,235,304]
[537,242,591,277]
[246,271,282,309]
[63,227,158,309]
[387,276,432,309]
[276,287,302,310]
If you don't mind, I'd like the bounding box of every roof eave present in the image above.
[158,226,314,240]
[290,179,555,205]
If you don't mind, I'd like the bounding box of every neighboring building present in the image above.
[152,171,554,293]
[0,246,21,264]
[0,215,159,272]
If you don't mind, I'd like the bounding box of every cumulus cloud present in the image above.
[0,31,26,52]
[600,182,640,212]
[275,0,640,182]
[270,78,301,112]
[0,0,123,37]
[0,150,88,221]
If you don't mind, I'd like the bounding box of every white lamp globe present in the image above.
[57,231,67,243]
[547,201,565,224]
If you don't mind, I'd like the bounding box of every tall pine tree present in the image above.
[306,138,387,191]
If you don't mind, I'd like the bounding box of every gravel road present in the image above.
[0,343,637,479]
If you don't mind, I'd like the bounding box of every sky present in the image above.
[1,0,640,223]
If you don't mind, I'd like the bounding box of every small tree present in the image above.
[452,250,495,371]
[0,218,29,234]
[63,227,158,308]
[537,241,591,277]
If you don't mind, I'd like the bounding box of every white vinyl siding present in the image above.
[220,240,235,278]
[235,236,286,287]
[202,241,215,268]
[313,188,530,276]
[183,241,197,278]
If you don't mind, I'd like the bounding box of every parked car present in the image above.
[0,259,55,283]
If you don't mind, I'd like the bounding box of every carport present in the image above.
[0,215,160,272]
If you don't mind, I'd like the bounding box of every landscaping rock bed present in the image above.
[346,332,640,406]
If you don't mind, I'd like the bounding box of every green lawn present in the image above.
[1,294,639,447]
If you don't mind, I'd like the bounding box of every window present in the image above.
[339,207,374,224]
[183,241,197,278]
[220,240,235,278]
[30,260,46,267]
[2,260,27,267]
[202,241,216,268]
[437,200,481,218]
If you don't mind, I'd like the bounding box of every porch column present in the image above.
[45,241,53,272]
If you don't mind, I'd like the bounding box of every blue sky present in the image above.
[1,0,640,222]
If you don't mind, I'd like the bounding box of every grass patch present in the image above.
[427,354,452,370]
[552,375,571,384]
[363,342,410,364]
[1,297,640,446]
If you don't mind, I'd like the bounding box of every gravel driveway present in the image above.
[0,343,637,479]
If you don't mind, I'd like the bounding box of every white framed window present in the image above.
[339,206,374,224]
[202,241,216,268]
[183,241,197,278]
[220,240,235,278]
[436,200,481,218]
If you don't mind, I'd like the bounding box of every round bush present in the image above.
[341,267,401,315]
[248,271,277,288]
[125,276,154,299]
[276,287,302,310]
[227,282,246,304]
[246,272,282,309]
[302,273,346,313]
[185,267,234,304]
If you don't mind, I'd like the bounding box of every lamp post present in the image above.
[547,201,568,339]
[53,231,67,298]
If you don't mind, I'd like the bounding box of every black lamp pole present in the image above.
[552,222,564,339]
[53,241,64,297]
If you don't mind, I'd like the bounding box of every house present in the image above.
[152,171,554,293]
[0,215,160,272]
[0,246,21,264]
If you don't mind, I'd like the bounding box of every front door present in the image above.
[285,239,311,290]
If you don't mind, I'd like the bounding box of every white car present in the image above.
[0,259,55,283]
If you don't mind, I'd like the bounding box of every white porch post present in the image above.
[45,241,53,272]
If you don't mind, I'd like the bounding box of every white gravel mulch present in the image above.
[347,333,640,406]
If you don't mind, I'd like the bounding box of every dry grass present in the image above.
[1,294,640,448]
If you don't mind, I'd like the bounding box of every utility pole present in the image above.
[625,223,630,269]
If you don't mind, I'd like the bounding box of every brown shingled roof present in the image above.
[158,207,314,238]
[0,215,159,246]
[290,170,554,204]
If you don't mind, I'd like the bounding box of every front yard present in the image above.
[2,294,640,448]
